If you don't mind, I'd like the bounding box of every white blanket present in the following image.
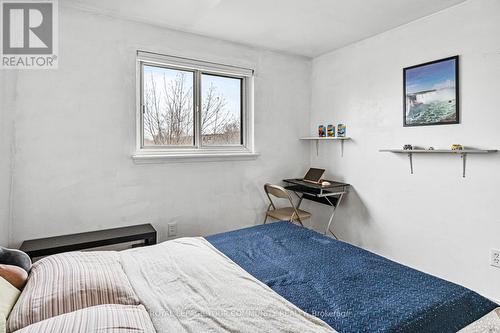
[120,237,336,333]
[459,308,500,333]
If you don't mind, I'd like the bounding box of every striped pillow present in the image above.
[12,304,155,333]
[7,252,140,332]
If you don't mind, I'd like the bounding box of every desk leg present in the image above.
[291,191,304,208]
[324,193,344,239]
[296,195,304,209]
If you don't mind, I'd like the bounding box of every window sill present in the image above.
[132,151,260,164]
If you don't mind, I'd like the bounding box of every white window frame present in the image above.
[133,51,257,163]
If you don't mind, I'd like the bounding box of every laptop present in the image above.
[301,168,325,184]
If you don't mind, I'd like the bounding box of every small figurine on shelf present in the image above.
[318,125,326,137]
[327,125,335,137]
[451,144,463,150]
[337,124,346,137]
[403,144,413,150]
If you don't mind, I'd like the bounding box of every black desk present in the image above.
[20,224,157,259]
[283,179,349,238]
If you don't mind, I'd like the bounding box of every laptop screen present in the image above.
[303,168,325,182]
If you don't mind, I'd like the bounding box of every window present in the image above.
[135,51,255,162]
[143,66,195,146]
[201,74,242,146]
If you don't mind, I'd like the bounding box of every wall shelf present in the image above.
[300,137,351,157]
[379,149,498,177]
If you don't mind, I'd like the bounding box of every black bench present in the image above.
[19,223,157,259]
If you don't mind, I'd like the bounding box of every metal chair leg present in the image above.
[328,229,339,240]
[296,216,304,227]
[289,212,304,227]
[263,203,273,224]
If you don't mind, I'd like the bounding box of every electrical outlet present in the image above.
[491,249,500,268]
[168,223,177,237]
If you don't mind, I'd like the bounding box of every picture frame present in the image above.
[403,55,459,127]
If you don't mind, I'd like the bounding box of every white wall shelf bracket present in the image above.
[379,149,498,178]
[408,152,413,174]
[461,153,466,178]
[300,137,351,157]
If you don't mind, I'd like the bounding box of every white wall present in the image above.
[4,6,311,246]
[0,71,16,246]
[309,0,500,300]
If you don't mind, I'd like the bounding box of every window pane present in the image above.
[201,74,242,146]
[143,65,194,146]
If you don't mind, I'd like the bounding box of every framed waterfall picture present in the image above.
[403,56,459,126]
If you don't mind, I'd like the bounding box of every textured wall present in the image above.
[7,6,311,246]
[0,71,16,247]
[309,0,500,301]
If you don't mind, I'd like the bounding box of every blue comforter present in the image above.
[206,222,497,333]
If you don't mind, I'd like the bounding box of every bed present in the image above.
[207,222,499,332]
[5,222,499,332]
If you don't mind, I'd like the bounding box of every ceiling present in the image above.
[65,0,468,58]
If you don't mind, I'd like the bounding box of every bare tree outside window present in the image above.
[143,66,194,146]
[142,65,243,147]
[201,74,242,145]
